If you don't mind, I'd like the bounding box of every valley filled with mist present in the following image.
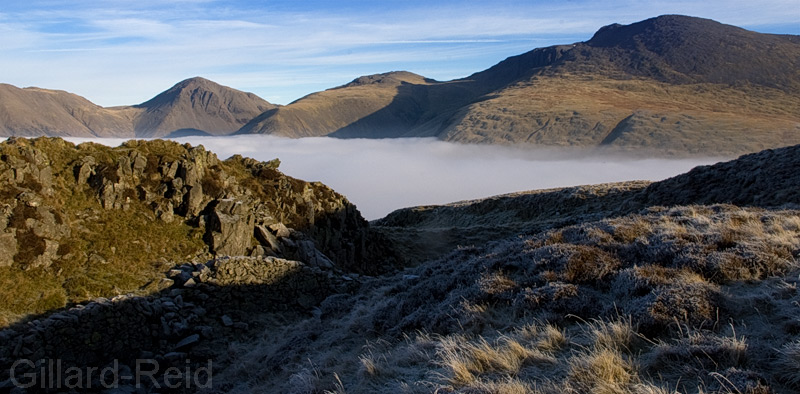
[64,135,719,219]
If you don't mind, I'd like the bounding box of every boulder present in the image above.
[205,199,255,256]
[255,225,283,252]
[269,223,291,238]
[75,156,96,185]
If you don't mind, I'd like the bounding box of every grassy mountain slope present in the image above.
[238,71,477,139]
[0,84,138,137]
[430,15,800,153]
[239,15,800,155]
[133,77,276,137]
[0,78,275,138]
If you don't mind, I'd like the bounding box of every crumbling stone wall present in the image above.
[0,256,356,390]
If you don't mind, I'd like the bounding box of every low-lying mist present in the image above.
[64,136,721,220]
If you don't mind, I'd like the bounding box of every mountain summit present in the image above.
[0,78,276,138]
[1,15,799,155]
[134,77,276,137]
[582,15,800,89]
[238,15,800,155]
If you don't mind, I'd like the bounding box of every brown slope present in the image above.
[0,84,137,137]
[238,71,481,138]
[439,74,800,155]
[439,15,800,154]
[133,77,276,138]
[239,15,800,155]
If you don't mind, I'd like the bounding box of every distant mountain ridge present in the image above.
[2,15,800,155]
[0,78,274,138]
[240,15,800,155]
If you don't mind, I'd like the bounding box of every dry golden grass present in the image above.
[435,334,557,387]
[567,347,636,393]
[460,377,533,394]
[444,74,800,155]
[590,317,638,353]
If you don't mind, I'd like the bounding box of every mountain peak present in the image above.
[587,14,735,48]
[134,77,275,137]
[172,76,218,89]
[140,77,236,107]
[340,71,431,88]
[578,14,800,90]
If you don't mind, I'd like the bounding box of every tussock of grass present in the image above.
[437,335,538,386]
[776,341,800,389]
[459,377,533,394]
[590,316,638,353]
[567,347,636,393]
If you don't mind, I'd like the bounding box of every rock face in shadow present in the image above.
[0,137,394,325]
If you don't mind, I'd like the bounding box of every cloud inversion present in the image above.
[65,136,720,220]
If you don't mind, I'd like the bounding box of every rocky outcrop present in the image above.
[0,137,395,324]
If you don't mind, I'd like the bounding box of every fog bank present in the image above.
[64,136,720,220]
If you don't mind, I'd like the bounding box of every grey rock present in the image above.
[205,199,254,256]
[255,225,283,252]
[75,157,96,185]
[174,334,200,350]
[221,315,233,327]
[0,233,17,267]
[269,222,291,238]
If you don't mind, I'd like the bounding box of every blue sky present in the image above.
[1,0,798,106]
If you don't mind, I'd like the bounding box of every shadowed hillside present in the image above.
[238,71,478,139]
[208,143,800,393]
[1,140,799,393]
